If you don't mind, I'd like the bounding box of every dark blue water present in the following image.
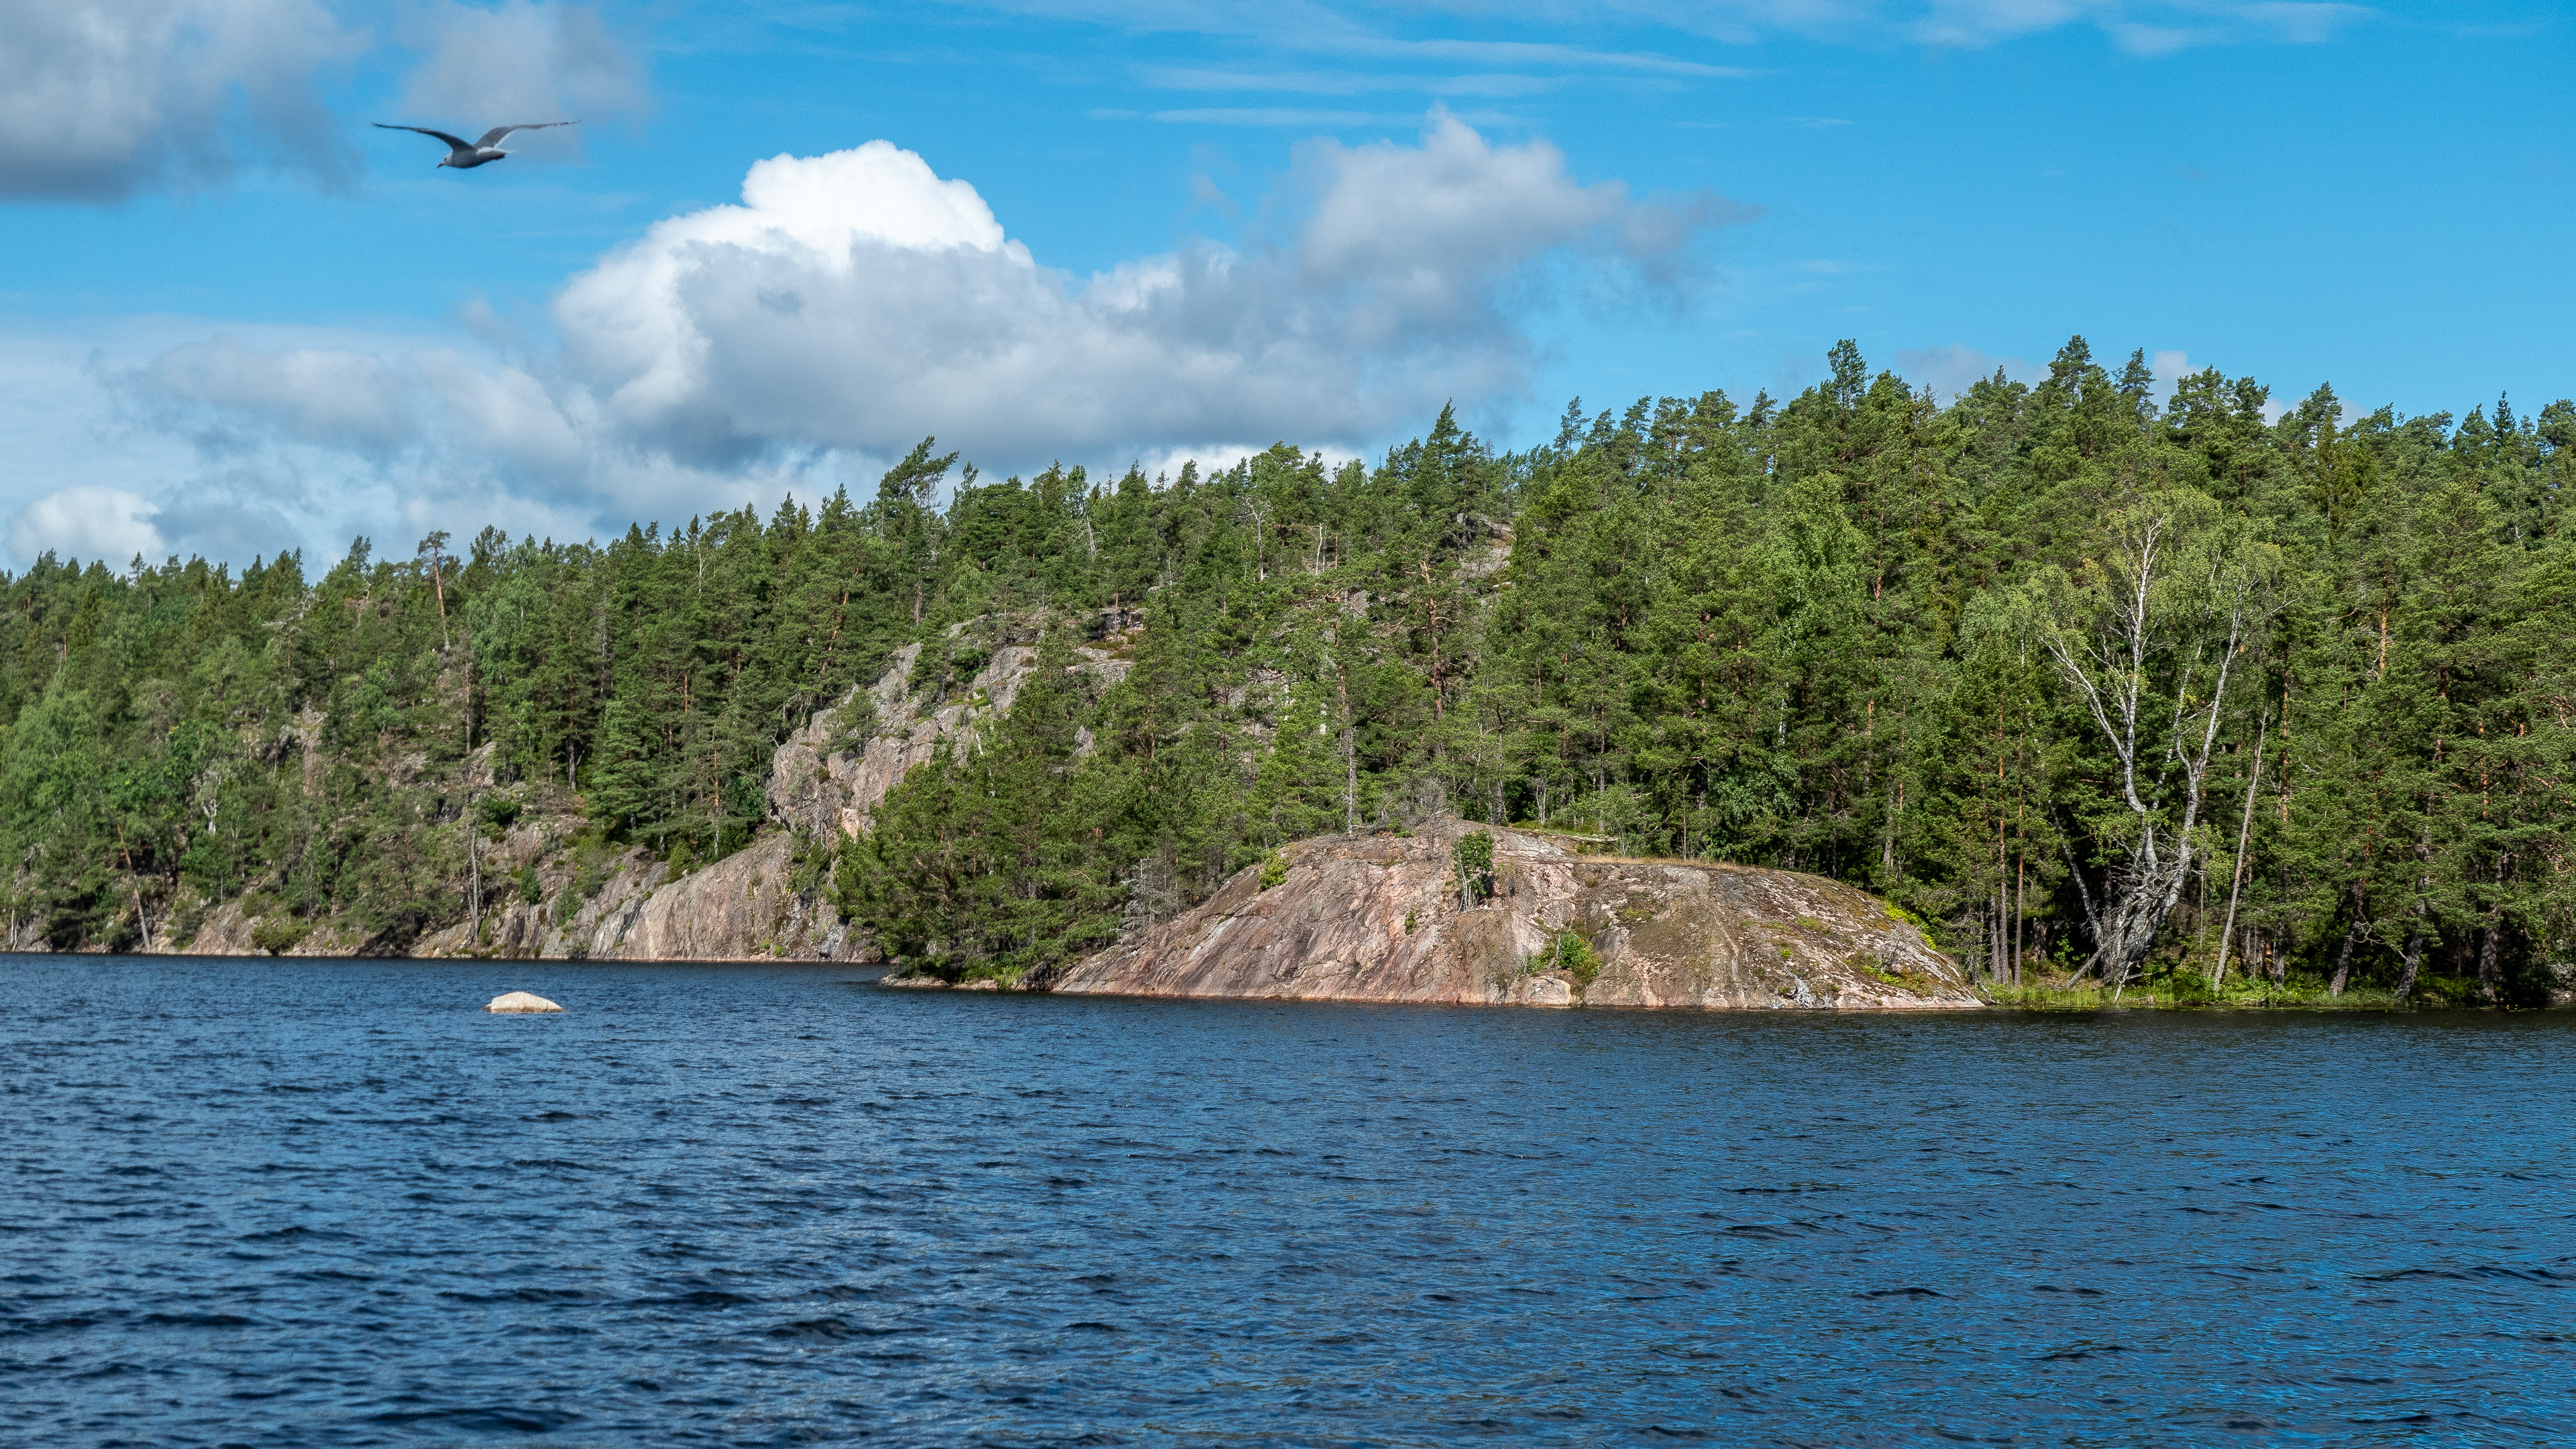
[4,957,2572,1446]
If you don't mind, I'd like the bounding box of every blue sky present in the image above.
[3,1,2568,567]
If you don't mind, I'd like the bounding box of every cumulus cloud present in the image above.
[135,337,418,453]
[101,113,1739,554]
[0,0,355,201]
[129,331,594,476]
[22,313,588,567]
[1293,115,1728,305]
[0,0,646,202]
[547,110,1737,468]
[11,487,168,567]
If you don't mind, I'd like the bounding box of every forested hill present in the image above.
[7,337,2573,1002]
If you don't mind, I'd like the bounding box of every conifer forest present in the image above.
[7,339,2572,1004]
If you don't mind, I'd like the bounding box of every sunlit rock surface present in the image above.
[1052,820,1978,1010]
[484,991,563,1013]
[767,627,1134,843]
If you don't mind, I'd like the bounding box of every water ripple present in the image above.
[3,957,2574,1445]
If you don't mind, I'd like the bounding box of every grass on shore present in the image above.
[1981,969,2492,1011]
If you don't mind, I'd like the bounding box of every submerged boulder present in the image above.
[485,991,564,1014]
[1053,820,1978,1011]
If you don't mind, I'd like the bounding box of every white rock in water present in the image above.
[486,991,564,1014]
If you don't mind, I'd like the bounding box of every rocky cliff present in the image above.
[150,609,1967,997]
[153,615,1128,963]
[766,625,1134,843]
[1049,820,1978,1010]
[396,617,1130,963]
[402,830,847,963]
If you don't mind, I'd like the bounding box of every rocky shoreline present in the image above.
[56,607,1975,1009]
[1044,819,1974,1010]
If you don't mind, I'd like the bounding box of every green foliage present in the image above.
[250,915,311,955]
[1455,830,1495,905]
[820,696,877,758]
[1860,957,1912,989]
[834,630,1122,982]
[786,833,831,896]
[514,865,541,904]
[4,342,2573,1005]
[551,847,618,926]
[1545,930,1601,987]
[1259,849,1288,891]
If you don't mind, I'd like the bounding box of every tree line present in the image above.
[4,339,2569,1002]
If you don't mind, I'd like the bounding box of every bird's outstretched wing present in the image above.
[374,123,472,150]
[476,121,576,148]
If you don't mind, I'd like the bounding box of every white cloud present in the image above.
[123,332,586,478]
[1122,441,1366,482]
[0,0,2361,207]
[397,1,645,156]
[0,315,602,568]
[11,487,168,567]
[1912,0,2096,46]
[135,336,417,453]
[0,323,207,565]
[113,333,629,556]
[549,111,1734,467]
[0,0,355,201]
[2103,21,2221,54]
[1295,115,1718,314]
[1330,36,1752,77]
[87,113,1740,560]
[0,1,647,202]
[977,3,1762,70]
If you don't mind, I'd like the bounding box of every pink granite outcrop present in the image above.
[1051,819,1978,1010]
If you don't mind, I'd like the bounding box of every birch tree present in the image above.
[2021,488,2277,985]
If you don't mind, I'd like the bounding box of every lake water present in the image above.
[4,956,2571,1446]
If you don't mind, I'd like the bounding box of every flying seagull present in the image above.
[373,121,575,169]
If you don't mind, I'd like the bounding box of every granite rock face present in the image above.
[767,630,1134,843]
[1051,819,1978,1010]
[178,898,360,957]
[485,991,563,1013]
[407,621,1130,962]
[766,643,926,843]
[405,832,847,963]
[585,833,843,961]
[154,616,1130,964]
